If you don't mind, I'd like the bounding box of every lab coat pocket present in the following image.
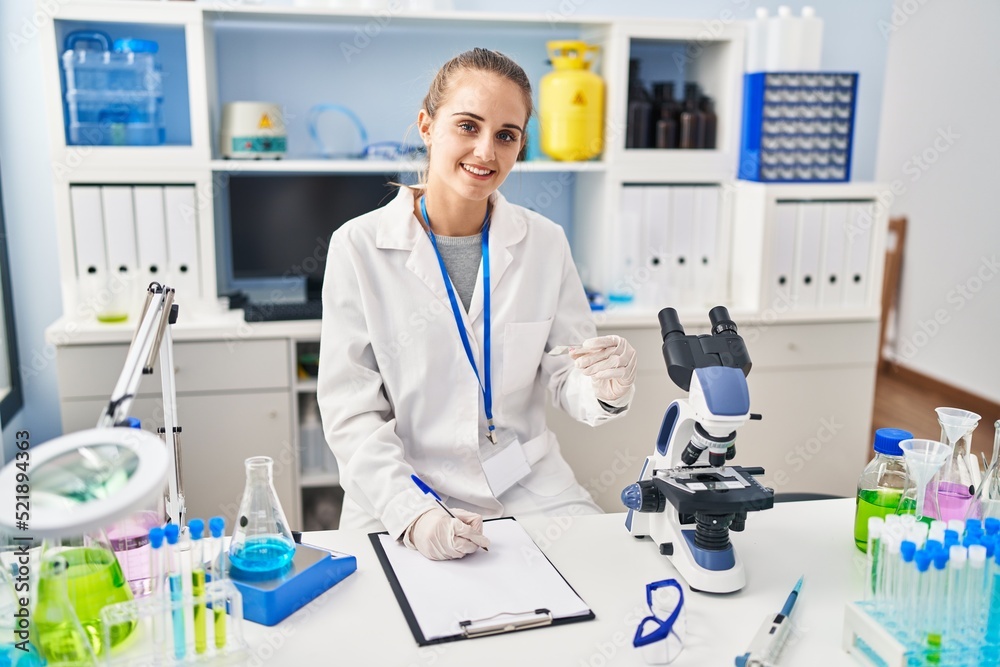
[501,318,553,395]
[517,431,577,497]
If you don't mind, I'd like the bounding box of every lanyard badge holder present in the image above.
[633,579,685,665]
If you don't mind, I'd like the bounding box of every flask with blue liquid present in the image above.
[228,457,296,581]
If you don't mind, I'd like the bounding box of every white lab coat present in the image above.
[317,186,631,538]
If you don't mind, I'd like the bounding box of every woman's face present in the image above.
[419,71,528,203]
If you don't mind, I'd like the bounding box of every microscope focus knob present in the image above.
[621,480,666,513]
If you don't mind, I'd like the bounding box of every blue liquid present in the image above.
[169,573,185,660]
[229,537,295,580]
[0,643,44,667]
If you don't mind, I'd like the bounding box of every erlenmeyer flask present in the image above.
[970,421,1000,521]
[934,407,981,522]
[0,544,43,667]
[228,456,296,580]
[32,556,98,667]
[36,530,135,657]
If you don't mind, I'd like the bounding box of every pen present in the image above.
[410,474,488,551]
[735,576,803,667]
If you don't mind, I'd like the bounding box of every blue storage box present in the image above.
[61,30,165,146]
[231,543,357,626]
[738,72,858,183]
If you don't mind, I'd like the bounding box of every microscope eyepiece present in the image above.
[658,307,685,341]
[709,306,737,336]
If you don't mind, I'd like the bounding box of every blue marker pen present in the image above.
[411,474,488,551]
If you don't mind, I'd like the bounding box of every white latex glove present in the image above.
[403,507,491,561]
[570,335,637,406]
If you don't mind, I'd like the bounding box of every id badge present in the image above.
[480,428,531,496]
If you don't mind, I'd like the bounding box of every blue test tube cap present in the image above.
[149,526,165,549]
[926,539,943,554]
[189,518,205,540]
[164,523,180,545]
[963,533,979,548]
[982,534,997,558]
[209,516,225,538]
[933,550,949,570]
[915,550,932,572]
[944,530,960,549]
[900,540,917,562]
[966,518,984,535]
[986,517,1000,535]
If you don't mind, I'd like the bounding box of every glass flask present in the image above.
[35,532,136,657]
[854,428,912,550]
[228,456,296,581]
[969,420,1000,521]
[32,556,99,667]
[933,407,982,522]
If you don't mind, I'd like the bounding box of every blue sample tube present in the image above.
[188,519,207,655]
[163,524,186,660]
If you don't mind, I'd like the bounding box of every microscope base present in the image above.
[649,515,747,594]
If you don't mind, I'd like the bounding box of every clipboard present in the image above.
[369,516,595,645]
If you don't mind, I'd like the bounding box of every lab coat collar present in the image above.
[376,186,527,325]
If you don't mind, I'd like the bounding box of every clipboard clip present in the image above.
[459,609,553,638]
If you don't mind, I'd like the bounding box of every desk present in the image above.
[240,499,863,666]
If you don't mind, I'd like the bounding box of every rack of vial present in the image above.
[99,518,246,666]
[843,515,1000,667]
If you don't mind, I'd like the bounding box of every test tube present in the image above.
[865,517,883,603]
[927,550,949,663]
[969,545,988,642]
[164,523,186,660]
[189,519,207,655]
[148,527,166,650]
[913,550,932,651]
[899,540,917,632]
[947,546,967,647]
[209,516,227,650]
[985,549,1000,660]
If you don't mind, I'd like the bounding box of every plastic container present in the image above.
[539,40,604,161]
[854,428,913,551]
[61,31,165,146]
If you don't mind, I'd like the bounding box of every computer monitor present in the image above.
[223,173,397,301]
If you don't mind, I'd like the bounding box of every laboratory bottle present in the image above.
[765,5,802,71]
[228,456,296,581]
[744,7,769,73]
[625,60,652,149]
[968,420,1000,521]
[652,82,678,149]
[699,96,717,150]
[799,6,824,71]
[854,428,913,551]
[678,83,702,149]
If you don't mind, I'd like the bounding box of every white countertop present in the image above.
[239,499,863,666]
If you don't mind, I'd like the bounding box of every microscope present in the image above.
[622,306,774,593]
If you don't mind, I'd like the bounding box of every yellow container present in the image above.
[539,41,605,161]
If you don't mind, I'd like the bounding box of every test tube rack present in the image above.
[100,579,247,666]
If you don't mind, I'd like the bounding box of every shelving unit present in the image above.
[43,0,889,524]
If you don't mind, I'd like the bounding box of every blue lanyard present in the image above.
[420,196,497,445]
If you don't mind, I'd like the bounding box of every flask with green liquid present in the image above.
[854,428,913,551]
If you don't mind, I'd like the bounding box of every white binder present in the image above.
[769,202,798,310]
[819,202,847,308]
[133,186,169,284]
[69,186,107,279]
[693,186,720,307]
[164,186,200,300]
[642,186,671,309]
[100,186,139,278]
[612,186,643,302]
[843,202,875,308]
[669,186,696,305]
[793,202,824,309]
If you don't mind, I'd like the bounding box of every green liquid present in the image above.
[35,547,135,656]
[192,569,207,654]
[854,489,902,551]
[214,607,227,649]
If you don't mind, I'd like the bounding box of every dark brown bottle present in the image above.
[700,96,717,149]
[652,82,679,149]
[626,60,653,149]
[678,82,702,149]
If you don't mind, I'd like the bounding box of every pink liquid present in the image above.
[924,481,975,522]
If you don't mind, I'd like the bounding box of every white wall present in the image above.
[876,0,1000,403]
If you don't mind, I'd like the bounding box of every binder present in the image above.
[768,202,797,309]
[641,186,671,309]
[611,186,643,302]
[843,202,875,308]
[164,185,200,300]
[693,186,720,306]
[69,186,107,279]
[133,186,168,283]
[100,186,139,278]
[370,517,594,646]
[669,186,696,304]
[819,202,847,308]
[793,202,824,309]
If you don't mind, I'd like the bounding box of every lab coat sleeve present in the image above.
[316,234,436,539]
[541,229,634,426]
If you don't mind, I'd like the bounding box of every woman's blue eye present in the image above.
[458,121,476,133]
[497,131,517,143]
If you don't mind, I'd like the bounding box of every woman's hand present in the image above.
[570,335,637,406]
[404,507,491,560]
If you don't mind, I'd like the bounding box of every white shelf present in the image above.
[208,159,606,174]
[300,472,340,488]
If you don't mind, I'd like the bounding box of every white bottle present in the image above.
[766,5,802,71]
[745,7,769,73]
[799,6,824,70]
[299,399,330,476]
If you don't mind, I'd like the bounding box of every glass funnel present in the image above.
[897,439,950,522]
[969,420,1000,521]
[228,456,296,581]
[934,407,982,522]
